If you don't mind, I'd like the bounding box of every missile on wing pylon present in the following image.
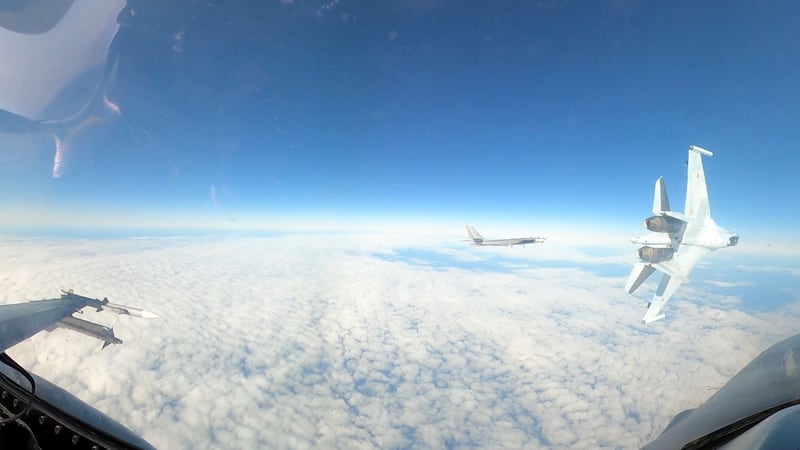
[59,316,122,349]
[99,300,160,319]
[60,290,159,319]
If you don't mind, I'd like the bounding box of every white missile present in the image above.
[99,301,160,319]
[60,291,159,319]
[59,316,122,349]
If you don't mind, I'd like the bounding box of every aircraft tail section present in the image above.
[652,176,670,214]
[685,145,712,219]
[465,225,484,245]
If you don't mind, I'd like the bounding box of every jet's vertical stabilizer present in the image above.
[626,262,656,294]
[653,176,670,214]
[685,145,713,219]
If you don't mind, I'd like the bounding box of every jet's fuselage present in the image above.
[680,217,738,250]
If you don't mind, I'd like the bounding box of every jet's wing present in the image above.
[0,291,158,352]
[642,245,712,323]
[685,145,713,220]
[0,296,89,352]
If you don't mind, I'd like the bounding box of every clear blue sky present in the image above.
[1,1,798,236]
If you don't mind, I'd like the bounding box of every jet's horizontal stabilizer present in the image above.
[626,262,656,294]
[653,177,670,214]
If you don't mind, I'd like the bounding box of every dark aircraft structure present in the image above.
[0,291,156,449]
[644,332,800,449]
[0,0,126,178]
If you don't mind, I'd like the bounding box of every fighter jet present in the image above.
[0,290,157,449]
[465,225,547,247]
[625,145,738,324]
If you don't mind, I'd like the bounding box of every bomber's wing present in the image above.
[0,291,158,352]
[641,245,711,323]
[685,145,713,220]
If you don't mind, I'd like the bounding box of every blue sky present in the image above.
[0,1,798,238]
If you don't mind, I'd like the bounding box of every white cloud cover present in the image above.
[702,280,753,288]
[0,232,798,449]
[734,263,800,278]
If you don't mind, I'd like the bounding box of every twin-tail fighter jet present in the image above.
[625,145,738,324]
[465,225,547,247]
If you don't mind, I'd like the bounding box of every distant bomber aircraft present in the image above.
[465,225,546,247]
[625,145,738,324]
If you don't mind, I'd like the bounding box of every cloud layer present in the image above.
[0,232,797,448]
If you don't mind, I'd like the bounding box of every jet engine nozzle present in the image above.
[638,246,675,263]
[644,215,683,233]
